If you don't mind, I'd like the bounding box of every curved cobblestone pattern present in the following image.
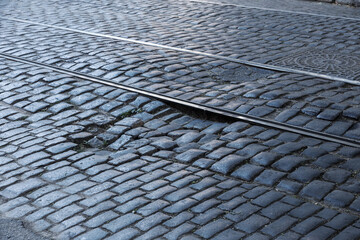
[269,49,360,80]
[0,58,360,239]
[1,21,360,142]
[1,0,360,80]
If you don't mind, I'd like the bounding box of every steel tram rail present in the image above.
[1,16,360,86]
[1,52,359,148]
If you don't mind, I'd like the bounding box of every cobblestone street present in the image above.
[0,0,360,239]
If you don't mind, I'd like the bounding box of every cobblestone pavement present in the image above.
[0,0,360,239]
[1,57,360,240]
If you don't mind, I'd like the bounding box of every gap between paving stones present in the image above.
[1,16,360,86]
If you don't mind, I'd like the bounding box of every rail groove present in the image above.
[2,16,360,86]
[1,52,360,148]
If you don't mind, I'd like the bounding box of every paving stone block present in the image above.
[145,185,176,200]
[231,164,264,181]
[72,155,108,170]
[108,135,133,150]
[165,187,196,202]
[1,178,45,198]
[192,187,222,201]
[136,225,169,240]
[288,167,321,183]
[84,210,118,228]
[343,107,360,119]
[13,145,45,158]
[261,201,294,220]
[191,198,221,213]
[273,142,304,155]
[46,142,77,154]
[235,214,270,233]
[300,180,334,201]
[25,207,55,222]
[163,198,197,214]
[83,201,116,216]
[292,217,325,235]
[313,154,343,169]
[190,177,219,190]
[333,226,360,240]
[4,204,36,218]
[47,204,83,223]
[164,212,193,228]
[277,180,302,194]
[272,156,307,171]
[33,191,68,207]
[274,231,301,240]
[41,166,79,182]
[135,212,170,231]
[303,226,336,240]
[323,168,351,184]
[104,213,142,233]
[191,208,224,225]
[326,213,358,230]
[175,149,206,163]
[137,169,167,182]
[252,191,284,207]
[289,203,323,219]
[111,180,143,195]
[194,219,233,239]
[251,152,279,166]
[74,228,108,240]
[210,155,248,174]
[255,169,286,186]
[136,200,169,216]
[151,138,177,150]
[163,223,195,240]
[261,215,298,237]
[222,122,249,133]
[104,228,139,240]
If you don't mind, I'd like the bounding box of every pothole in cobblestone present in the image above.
[69,108,143,150]
[209,66,275,83]
[67,97,239,153]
